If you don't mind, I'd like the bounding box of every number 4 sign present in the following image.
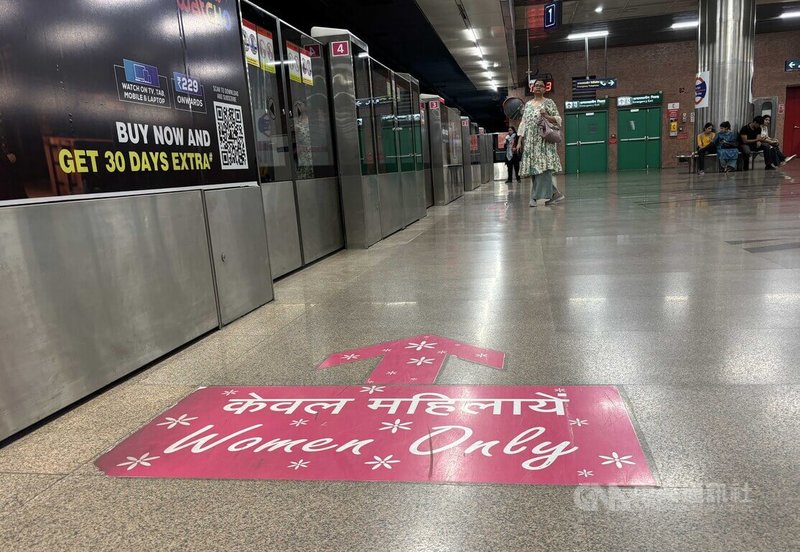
[331,41,350,57]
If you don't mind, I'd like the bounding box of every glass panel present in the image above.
[353,45,376,176]
[448,108,462,165]
[241,9,291,182]
[422,103,431,171]
[370,61,397,174]
[279,25,336,180]
[395,76,415,173]
[470,123,479,165]
[440,105,450,165]
[411,88,423,170]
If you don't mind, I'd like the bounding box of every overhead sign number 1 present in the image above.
[544,1,561,31]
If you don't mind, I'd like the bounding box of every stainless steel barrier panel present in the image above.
[443,106,464,203]
[472,164,482,185]
[480,133,492,184]
[261,181,302,278]
[311,29,382,249]
[469,122,481,191]
[205,186,273,325]
[373,60,404,237]
[419,94,434,208]
[282,21,345,265]
[0,191,219,442]
[242,4,303,276]
[394,74,420,227]
[295,176,344,263]
[377,172,404,236]
[422,95,446,205]
[494,162,509,182]
[395,72,427,223]
[461,116,475,191]
[245,5,344,270]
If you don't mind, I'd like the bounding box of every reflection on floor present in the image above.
[1,166,799,550]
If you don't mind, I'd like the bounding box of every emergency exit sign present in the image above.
[786,60,800,72]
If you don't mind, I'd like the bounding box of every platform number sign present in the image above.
[331,41,350,57]
[306,44,321,58]
[544,1,561,31]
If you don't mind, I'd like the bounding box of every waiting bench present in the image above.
[677,150,763,173]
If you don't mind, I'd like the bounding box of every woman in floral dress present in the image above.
[515,79,565,207]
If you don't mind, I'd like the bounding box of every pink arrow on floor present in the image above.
[318,334,505,384]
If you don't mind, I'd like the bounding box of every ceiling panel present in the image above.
[416,0,513,92]
[514,0,800,60]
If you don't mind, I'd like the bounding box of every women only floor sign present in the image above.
[96,336,656,486]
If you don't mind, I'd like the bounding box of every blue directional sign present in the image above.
[574,77,618,90]
[544,1,561,31]
[786,60,800,72]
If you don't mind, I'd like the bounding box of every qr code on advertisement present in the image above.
[213,101,248,170]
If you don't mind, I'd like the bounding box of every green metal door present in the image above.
[579,111,608,173]
[565,114,580,175]
[645,107,662,169]
[618,109,647,170]
[565,111,608,174]
[618,107,662,170]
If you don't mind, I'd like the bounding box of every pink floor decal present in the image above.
[96,385,656,486]
[319,334,505,384]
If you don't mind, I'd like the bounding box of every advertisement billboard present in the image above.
[0,0,258,202]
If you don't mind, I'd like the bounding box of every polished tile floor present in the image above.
[2,166,800,550]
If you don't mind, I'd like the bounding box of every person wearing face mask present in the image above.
[503,126,521,183]
[514,79,565,207]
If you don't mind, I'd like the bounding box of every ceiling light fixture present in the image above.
[463,27,479,43]
[595,6,603,13]
[567,30,609,40]
[779,10,800,19]
[670,20,699,29]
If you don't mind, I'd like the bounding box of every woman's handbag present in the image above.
[539,116,562,144]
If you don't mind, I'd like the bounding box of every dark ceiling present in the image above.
[257,0,508,131]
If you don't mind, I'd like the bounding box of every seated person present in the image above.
[696,122,716,175]
[739,116,778,170]
[760,115,796,165]
[714,121,739,173]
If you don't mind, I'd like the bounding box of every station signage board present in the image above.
[526,77,554,96]
[574,77,617,91]
[617,93,664,108]
[0,0,257,202]
[564,98,609,111]
[543,1,561,31]
[695,72,710,108]
[785,60,800,72]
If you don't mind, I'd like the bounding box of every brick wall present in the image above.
[511,30,800,170]
[753,31,800,146]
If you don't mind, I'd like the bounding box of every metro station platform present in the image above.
[1,167,799,550]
